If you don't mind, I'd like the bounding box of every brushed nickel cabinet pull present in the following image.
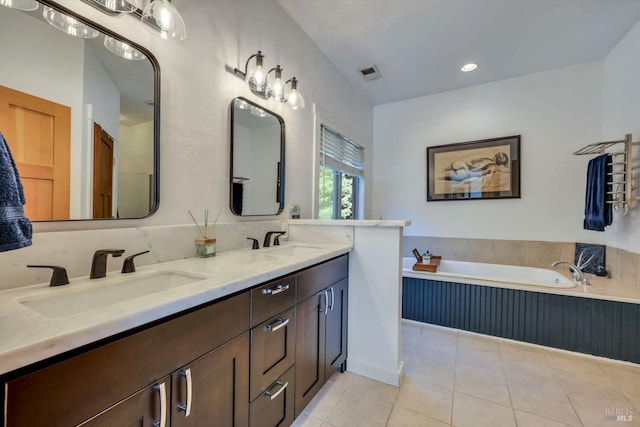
[177,368,193,417]
[152,382,167,427]
[261,284,290,295]
[264,380,288,400]
[265,317,290,332]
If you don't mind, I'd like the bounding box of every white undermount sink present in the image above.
[20,271,207,319]
[267,245,323,256]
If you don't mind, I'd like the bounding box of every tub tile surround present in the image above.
[0,220,284,291]
[404,235,640,293]
[292,321,640,427]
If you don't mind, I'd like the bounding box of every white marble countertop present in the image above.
[288,219,411,227]
[0,242,352,376]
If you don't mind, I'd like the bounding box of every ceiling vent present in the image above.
[359,65,382,81]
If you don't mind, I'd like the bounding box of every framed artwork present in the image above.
[426,135,521,201]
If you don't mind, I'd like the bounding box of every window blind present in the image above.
[320,125,364,177]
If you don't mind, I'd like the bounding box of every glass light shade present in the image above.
[267,66,287,102]
[0,0,38,11]
[286,78,305,110]
[141,0,187,41]
[86,0,141,13]
[246,64,267,92]
[104,36,146,61]
[43,6,99,39]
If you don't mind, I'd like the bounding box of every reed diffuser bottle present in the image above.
[188,209,220,258]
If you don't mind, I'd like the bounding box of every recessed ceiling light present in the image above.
[461,63,478,72]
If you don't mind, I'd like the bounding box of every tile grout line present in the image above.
[497,342,520,426]
[541,349,585,427]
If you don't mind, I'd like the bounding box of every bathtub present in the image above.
[402,257,576,289]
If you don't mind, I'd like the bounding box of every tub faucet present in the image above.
[552,261,590,285]
[91,249,125,279]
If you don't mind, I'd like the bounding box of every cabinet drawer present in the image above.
[249,366,295,427]
[250,307,296,401]
[297,255,348,302]
[251,275,296,327]
[5,291,250,427]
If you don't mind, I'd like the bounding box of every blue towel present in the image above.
[0,132,32,251]
[583,154,612,232]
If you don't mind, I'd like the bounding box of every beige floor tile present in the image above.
[456,346,504,376]
[404,354,455,389]
[413,337,457,364]
[324,376,397,427]
[457,332,500,352]
[452,392,516,427]
[570,398,640,427]
[598,360,640,410]
[502,357,557,384]
[555,368,625,403]
[291,413,324,427]
[499,340,547,363]
[514,410,576,427]
[394,377,453,424]
[386,406,449,427]
[302,381,346,420]
[508,378,581,426]
[454,366,511,406]
[327,370,354,388]
[401,321,423,341]
[544,348,604,376]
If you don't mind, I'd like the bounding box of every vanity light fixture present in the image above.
[0,0,38,11]
[104,35,147,60]
[230,52,306,110]
[461,63,478,72]
[141,0,187,41]
[43,6,99,38]
[82,0,140,14]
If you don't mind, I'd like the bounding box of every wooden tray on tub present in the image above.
[412,256,442,273]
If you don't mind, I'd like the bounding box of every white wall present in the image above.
[373,62,604,243]
[118,121,154,218]
[602,21,640,253]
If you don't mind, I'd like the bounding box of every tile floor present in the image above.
[292,320,640,427]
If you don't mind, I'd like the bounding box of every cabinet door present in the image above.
[78,378,170,427]
[294,292,327,417]
[325,278,348,375]
[172,332,250,427]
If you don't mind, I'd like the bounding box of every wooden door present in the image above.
[93,123,114,219]
[294,292,327,417]
[325,279,348,375]
[78,379,169,427]
[0,85,71,220]
[171,332,250,427]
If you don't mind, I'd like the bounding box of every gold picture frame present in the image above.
[427,135,521,201]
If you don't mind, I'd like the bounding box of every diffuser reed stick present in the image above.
[188,209,221,238]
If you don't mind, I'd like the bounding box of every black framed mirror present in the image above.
[230,97,285,216]
[0,0,159,221]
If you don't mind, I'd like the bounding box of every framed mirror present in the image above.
[0,0,159,221]
[230,97,285,216]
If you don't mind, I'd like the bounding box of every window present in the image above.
[318,125,364,219]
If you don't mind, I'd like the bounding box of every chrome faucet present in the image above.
[552,261,590,285]
[91,249,125,279]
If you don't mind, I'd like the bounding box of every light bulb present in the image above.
[234,98,251,109]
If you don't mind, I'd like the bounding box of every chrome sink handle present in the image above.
[552,261,590,285]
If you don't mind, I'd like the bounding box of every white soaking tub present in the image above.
[402,257,576,289]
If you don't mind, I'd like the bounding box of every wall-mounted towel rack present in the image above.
[573,133,640,214]
[233,176,250,183]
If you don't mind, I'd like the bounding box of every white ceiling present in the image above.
[276,0,640,106]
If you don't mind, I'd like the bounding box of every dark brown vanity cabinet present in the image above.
[294,256,348,417]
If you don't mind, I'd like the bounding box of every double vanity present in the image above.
[1,242,351,426]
